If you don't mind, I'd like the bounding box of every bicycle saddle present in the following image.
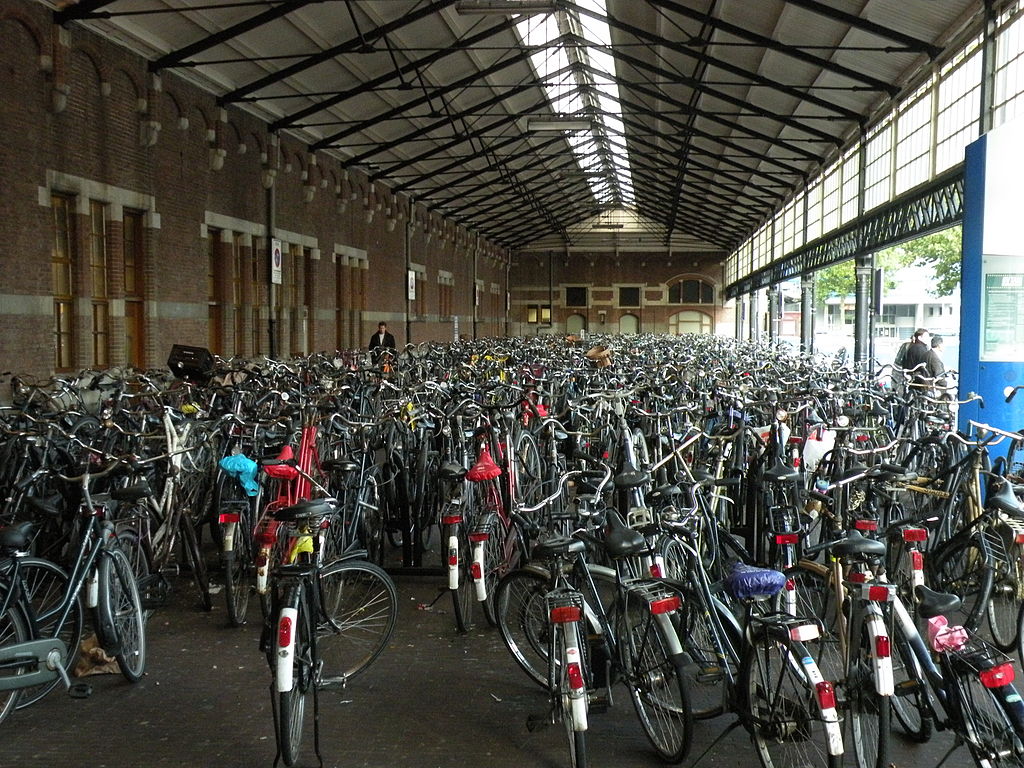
[987,479,1024,517]
[914,584,962,619]
[603,510,647,558]
[613,462,650,489]
[725,563,786,601]
[0,521,33,552]
[532,536,587,560]
[763,459,800,483]
[321,458,359,473]
[111,482,152,502]
[274,498,336,522]
[646,484,681,502]
[438,462,467,482]
[831,531,886,560]
[25,494,61,517]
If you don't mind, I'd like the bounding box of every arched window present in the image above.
[668,278,715,304]
[669,310,713,335]
[619,313,639,334]
[566,313,587,334]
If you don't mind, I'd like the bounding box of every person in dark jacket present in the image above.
[897,328,931,379]
[368,321,396,362]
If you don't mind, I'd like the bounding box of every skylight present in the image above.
[516,1,634,206]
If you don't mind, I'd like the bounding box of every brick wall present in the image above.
[0,1,510,378]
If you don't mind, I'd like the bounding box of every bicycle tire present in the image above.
[987,551,1021,652]
[848,625,890,768]
[481,518,509,626]
[785,561,843,683]
[219,477,256,627]
[675,588,734,720]
[277,586,310,768]
[180,510,213,612]
[0,596,29,725]
[889,608,933,742]
[315,559,397,685]
[622,589,693,763]
[952,661,1024,768]
[553,619,589,768]
[12,557,83,709]
[495,567,550,687]
[445,521,475,633]
[743,629,842,768]
[358,472,385,566]
[930,536,993,633]
[514,431,544,510]
[98,546,147,683]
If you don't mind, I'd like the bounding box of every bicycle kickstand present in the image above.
[686,717,745,768]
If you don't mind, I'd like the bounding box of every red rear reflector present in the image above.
[774,533,800,544]
[815,680,836,710]
[911,551,924,570]
[785,578,795,591]
[448,548,458,566]
[855,435,871,443]
[441,515,462,525]
[649,564,664,578]
[278,616,292,648]
[566,661,585,690]
[649,596,681,614]
[470,563,482,579]
[875,635,891,658]
[550,605,582,623]
[854,519,878,531]
[867,585,893,601]
[1016,533,1024,544]
[902,528,927,542]
[255,553,268,568]
[849,572,868,584]
[981,663,1016,688]
[469,532,489,542]
[219,513,240,524]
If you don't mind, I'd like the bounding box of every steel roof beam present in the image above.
[53,0,118,25]
[219,0,459,104]
[780,0,942,59]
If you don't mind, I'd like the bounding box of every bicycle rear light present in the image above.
[911,551,924,570]
[853,519,877,531]
[902,528,927,542]
[441,514,463,525]
[789,624,820,641]
[550,605,582,623]
[648,595,681,615]
[468,532,490,543]
[815,681,836,710]
[1015,533,1024,545]
[981,663,1015,688]
[774,533,800,545]
[848,572,869,584]
[875,636,891,658]
[566,661,585,690]
[278,616,293,648]
[863,585,895,602]
[784,578,795,591]
[219,512,240,524]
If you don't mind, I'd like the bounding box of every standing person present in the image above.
[926,334,948,390]
[897,328,931,377]
[368,321,396,362]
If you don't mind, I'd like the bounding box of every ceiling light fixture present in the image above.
[525,118,594,132]
[455,1,559,14]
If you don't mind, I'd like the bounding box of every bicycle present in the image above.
[0,456,147,726]
[261,497,398,767]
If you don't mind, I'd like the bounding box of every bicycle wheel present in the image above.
[889,609,933,742]
[315,559,397,685]
[13,557,82,709]
[220,478,256,626]
[0,597,29,725]
[675,589,734,720]
[358,472,385,566]
[277,587,310,768]
[98,547,147,683]
[444,520,475,633]
[496,567,550,687]
[514,431,544,509]
[847,626,890,768]
[953,664,1024,768]
[622,589,693,763]
[743,630,842,768]
[931,536,993,633]
[552,619,589,768]
[180,511,213,612]
[988,553,1021,652]
[481,517,515,627]
[785,562,843,683]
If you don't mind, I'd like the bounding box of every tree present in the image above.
[900,226,962,297]
[813,246,915,307]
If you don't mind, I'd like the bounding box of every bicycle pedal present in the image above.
[526,713,552,732]
[138,573,171,610]
[696,665,723,684]
[894,679,922,697]
[589,694,611,714]
[68,682,93,699]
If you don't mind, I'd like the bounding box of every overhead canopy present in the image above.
[51,0,982,251]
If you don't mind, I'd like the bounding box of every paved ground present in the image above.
[1,551,969,768]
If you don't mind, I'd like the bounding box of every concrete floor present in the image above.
[0,557,969,768]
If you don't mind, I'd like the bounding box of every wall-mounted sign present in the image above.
[271,239,283,285]
[407,269,417,301]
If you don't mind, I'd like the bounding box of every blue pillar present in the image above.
[961,128,1024,430]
